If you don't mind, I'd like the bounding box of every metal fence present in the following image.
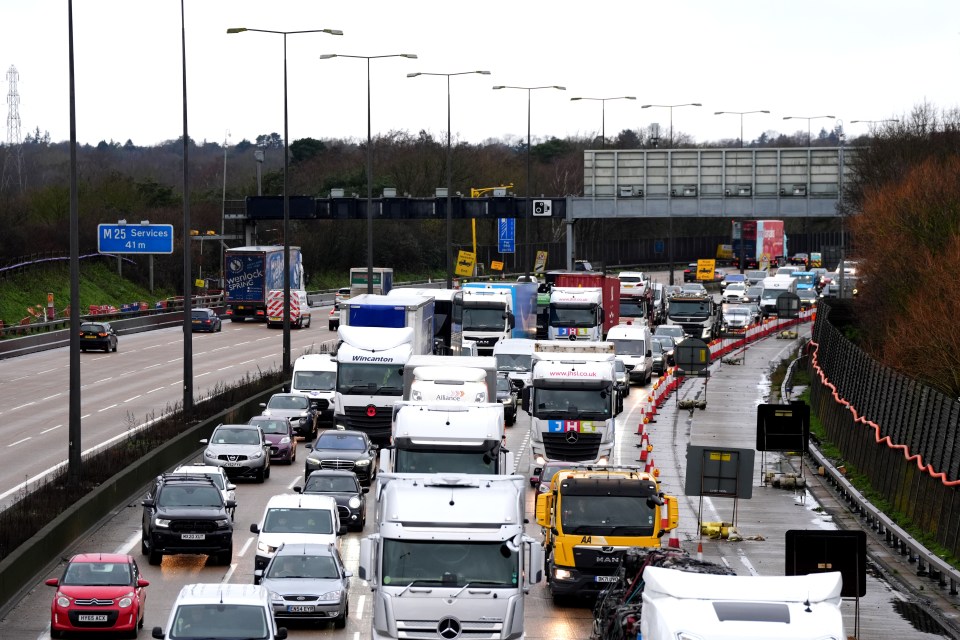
[808,300,960,557]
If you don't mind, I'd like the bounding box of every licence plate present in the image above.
[181,533,205,540]
[83,335,96,339]
[595,575,618,583]
[224,462,242,467]
[78,614,109,622]
[287,605,315,613]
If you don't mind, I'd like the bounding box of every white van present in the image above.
[289,353,337,427]
[266,289,312,329]
[249,494,343,571]
[759,275,798,316]
[410,366,488,403]
[493,337,536,389]
[153,583,287,640]
[606,324,654,385]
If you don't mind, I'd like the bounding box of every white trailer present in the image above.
[359,474,542,640]
[640,566,845,640]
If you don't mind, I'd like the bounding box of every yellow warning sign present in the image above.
[490,260,504,271]
[709,452,732,462]
[534,251,548,274]
[194,278,205,288]
[696,259,716,281]
[455,250,476,277]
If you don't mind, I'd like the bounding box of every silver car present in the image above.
[256,542,351,628]
[201,424,271,483]
[261,393,315,439]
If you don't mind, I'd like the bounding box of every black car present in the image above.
[79,321,118,352]
[295,470,369,531]
[140,474,235,566]
[304,430,378,485]
[496,373,518,426]
[191,307,222,332]
[682,263,698,283]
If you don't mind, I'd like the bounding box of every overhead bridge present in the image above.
[230,147,853,223]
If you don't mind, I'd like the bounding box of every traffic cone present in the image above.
[644,458,655,474]
[667,527,681,549]
[636,421,645,436]
[697,541,703,561]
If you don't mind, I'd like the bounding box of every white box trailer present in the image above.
[401,354,498,401]
[640,566,845,640]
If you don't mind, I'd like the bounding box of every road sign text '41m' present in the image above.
[97,223,174,254]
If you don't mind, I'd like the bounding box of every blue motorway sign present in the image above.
[497,217,515,254]
[97,223,174,254]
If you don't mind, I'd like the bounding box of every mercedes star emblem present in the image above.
[437,617,462,640]
[565,430,579,444]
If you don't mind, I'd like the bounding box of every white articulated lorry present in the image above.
[547,287,605,341]
[640,566,845,640]
[521,341,620,474]
[461,282,538,355]
[380,402,512,475]
[400,354,498,402]
[359,473,542,640]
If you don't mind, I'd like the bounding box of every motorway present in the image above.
[0,274,956,639]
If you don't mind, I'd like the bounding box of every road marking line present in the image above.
[125,395,142,402]
[147,387,165,393]
[93,377,113,384]
[99,404,118,412]
[195,372,211,378]
[41,425,62,434]
[8,437,31,447]
[80,413,91,419]
[222,562,238,583]
[737,548,759,576]
[287,476,300,490]
[217,366,232,371]
[9,401,36,411]
[118,530,141,555]
[42,393,62,401]
[356,594,365,619]
[238,536,254,558]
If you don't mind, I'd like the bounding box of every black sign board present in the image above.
[785,530,867,598]
[775,292,801,319]
[756,401,810,451]
[684,445,754,499]
[674,338,711,373]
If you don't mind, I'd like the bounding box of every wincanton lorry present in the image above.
[547,273,620,340]
[731,220,787,270]
[224,245,303,322]
[536,465,679,602]
[358,473,542,640]
[338,294,435,356]
[349,266,393,297]
[379,402,512,475]
[333,325,429,445]
[461,281,538,355]
[388,287,464,354]
[521,341,620,473]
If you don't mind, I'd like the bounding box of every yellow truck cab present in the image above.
[535,465,678,602]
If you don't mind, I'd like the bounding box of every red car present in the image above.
[45,553,148,639]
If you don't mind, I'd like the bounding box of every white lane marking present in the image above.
[9,437,31,447]
[125,395,142,402]
[41,424,62,434]
[239,359,259,364]
[217,366,233,371]
[142,362,163,369]
[195,372,211,378]
[147,387,165,394]
[37,368,58,375]
[210,346,232,352]
[80,413,91,419]
[42,393,62,401]
[98,404,118,412]
[238,536,254,558]
[356,594,365,619]
[737,548,759,576]
[9,401,36,411]
[118,530,141,555]
[222,562,238,584]
[93,377,113,384]
[166,359,179,363]
[287,476,300,490]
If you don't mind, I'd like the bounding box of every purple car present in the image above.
[247,416,297,464]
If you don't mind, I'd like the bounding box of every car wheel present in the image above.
[124,626,138,639]
[216,322,222,332]
[141,536,149,556]
[255,467,265,483]
[334,600,348,629]
[50,629,63,639]
[264,464,271,479]
[306,315,312,328]
[148,550,162,566]
[104,344,110,353]
[216,545,233,566]
[289,445,297,464]
[113,341,118,352]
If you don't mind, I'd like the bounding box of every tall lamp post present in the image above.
[407,70,490,289]
[851,118,898,133]
[783,115,835,146]
[569,95,636,148]
[493,84,566,277]
[228,27,343,376]
[321,53,418,294]
[640,102,701,148]
[714,109,770,148]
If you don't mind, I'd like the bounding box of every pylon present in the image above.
[636,421,645,436]
[667,527,681,549]
[697,541,703,561]
[644,457,655,473]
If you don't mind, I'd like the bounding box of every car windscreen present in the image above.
[315,434,366,450]
[305,475,359,493]
[266,553,339,580]
[212,427,260,445]
[251,419,289,434]
[62,562,132,586]
[158,485,223,508]
[263,507,334,534]
[268,395,309,410]
[169,604,269,639]
[191,310,210,319]
[293,370,336,391]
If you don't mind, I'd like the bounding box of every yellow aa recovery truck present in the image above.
[535,465,679,602]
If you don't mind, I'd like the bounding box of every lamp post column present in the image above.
[525,88,532,278]
[446,74,452,288]
[366,58,373,293]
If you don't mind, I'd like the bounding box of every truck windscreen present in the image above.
[394,448,498,474]
[557,494,655,537]
[293,370,336,391]
[668,300,710,316]
[381,539,518,588]
[496,353,532,372]
[336,363,404,395]
[533,387,611,419]
[549,306,596,326]
[462,306,505,331]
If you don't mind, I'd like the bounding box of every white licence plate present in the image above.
[224,462,242,467]
[181,533,205,540]
[287,605,315,613]
[78,614,109,622]
[595,575,618,583]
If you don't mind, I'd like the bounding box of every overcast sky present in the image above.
[1,0,958,148]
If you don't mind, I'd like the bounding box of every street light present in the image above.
[714,110,770,148]
[640,103,702,148]
[493,84,566,277]
[320,53,417,294]
[783,115,835,147]
[569,96,636,148]
[851,118,898,131]
[408,70,491,289]
[228,27,343,376]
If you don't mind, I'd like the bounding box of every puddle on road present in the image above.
[891,599,952,637]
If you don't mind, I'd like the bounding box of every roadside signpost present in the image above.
[97,223,174,254]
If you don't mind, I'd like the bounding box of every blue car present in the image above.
[191,308,222,332]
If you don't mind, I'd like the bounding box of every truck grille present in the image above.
[340,406,392,444]
[543,432,602,461]
[396,619,502,639]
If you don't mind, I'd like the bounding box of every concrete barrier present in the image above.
[0,382,282,618]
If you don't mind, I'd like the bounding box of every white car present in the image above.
[618,271,649,297]
[722,283,748,303]
[250,493,344,571]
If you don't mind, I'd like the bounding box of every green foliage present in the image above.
[532,136,573,163]
[0,260,176,327]
[290,137,326,163]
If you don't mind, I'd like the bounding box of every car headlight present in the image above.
[348,496,362,509]
[204,450,214,458]
[118,593,134,608]
[279,437,291,445]
[251,450,263,459]
[597,456,609,465]
[56,594,71,608]
[306,458,319,467]
[319,590,342,601]
[215,518,231,528]
[411,390,422,401]
[258,542,277,554]
[155,517,171,528]
[553,568,573,581]
[534,454,545,465]
[270,590,284,603]
[355,459,371,466]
